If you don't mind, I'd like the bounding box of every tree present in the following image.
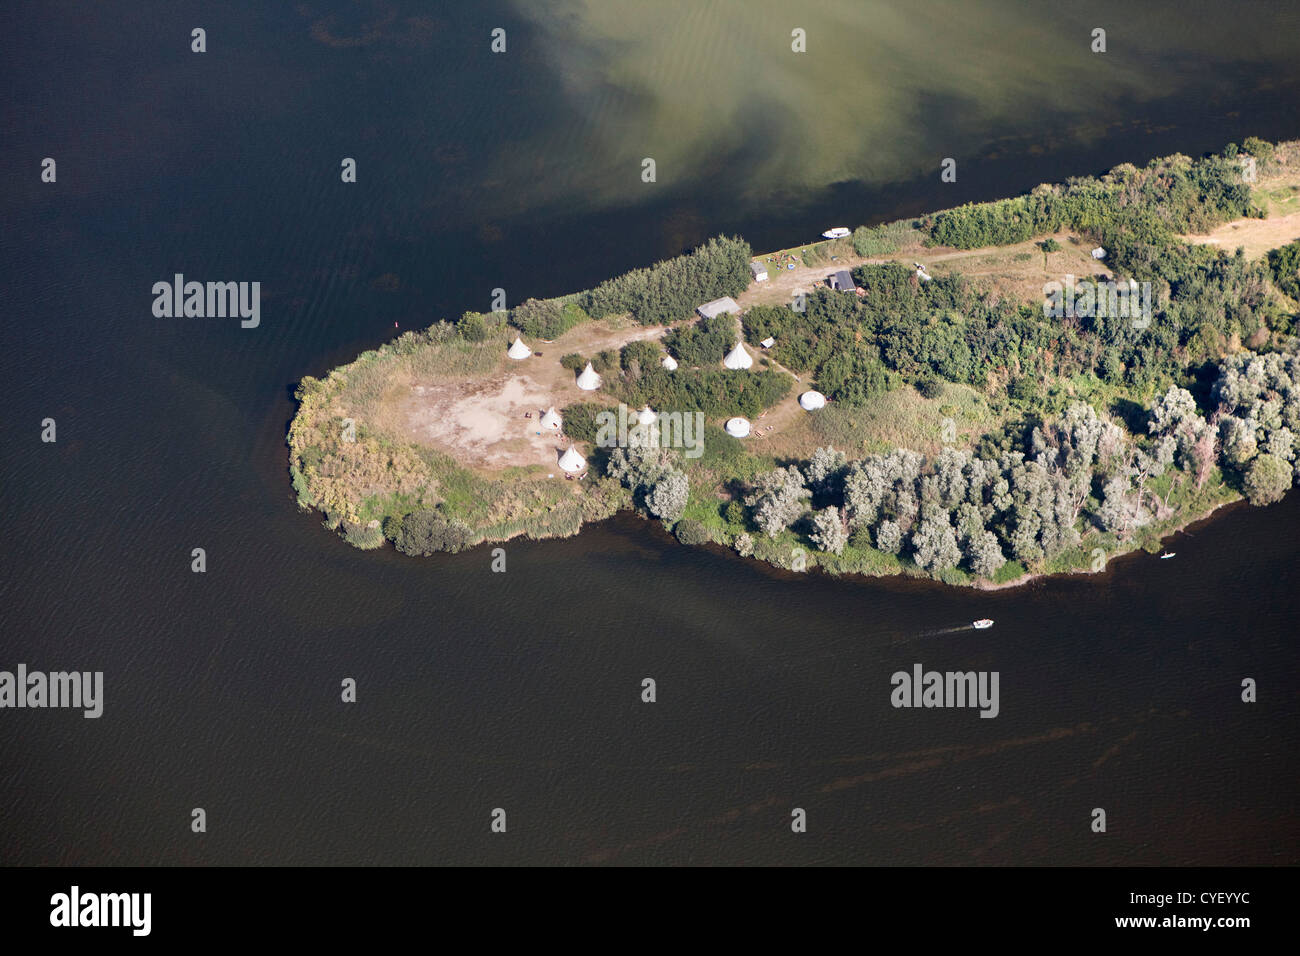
[805,446,847,497]
[810,508,848,554]
[745,466,809,538]
[1243,453,1292,505]
[966,530,1006,578]
[875,520,903,554]
[646,469,689,523]
[911,514,962,571]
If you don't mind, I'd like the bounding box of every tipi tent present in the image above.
[723,342,753,370]
[507,337,531,360]
[799,390,827,410]
[558,446,586,474]
[724,417,751,438]
[637,406,657,426]
[661,355,679,371]
[576,362,601,390]
[540,407,562,431]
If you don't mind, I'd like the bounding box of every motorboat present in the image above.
[822,226,851,239]
[972,619,994,629]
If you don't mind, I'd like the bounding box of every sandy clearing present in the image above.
[1180,210,1300,259]
[394,321,672,474]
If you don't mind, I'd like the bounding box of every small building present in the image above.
[828,270,856,292]
[558,446,586,474]
[722,341,753,370]
[1091,247,1107,260]
[760,337,775,349]
[576,362,601,391]
[750,261,768,282]
[799,390,827,410]
[697,296,741,320]
[724,417,751,438]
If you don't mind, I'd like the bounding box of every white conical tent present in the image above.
[558,446,586,473]
[723,342,753,370]
[507,337,531,360]
[661,355,678,371]
[576,362,601,390]
[724,417,751,438]
[637,406,657,425]
[799,390,827,410]
[540,407,562,431]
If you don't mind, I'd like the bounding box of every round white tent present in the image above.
[539,407,562,431]
[558,446,586,473]
[723,342,753,370]
[799,390,827,410]
[661,355,678,371]
[507,337,531,360]
[575,362,601,390]
[637,406,657,426]
[724,417,751,438]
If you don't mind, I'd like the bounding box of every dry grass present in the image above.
[797,382,1002,458]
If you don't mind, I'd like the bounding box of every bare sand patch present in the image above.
[401,373,568,470]
[393,320,672,474]
[1181,211,1300,260]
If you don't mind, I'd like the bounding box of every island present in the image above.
[288,137,1300,587]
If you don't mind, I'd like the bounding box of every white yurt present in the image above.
[558,446,586,474]
[661,354,678,371]
[724,417,751,438]
[723,342,753,370]
[507,337,531,360]
[575,362,601,390]
[637,406,658,426]
[539,407,562,431]
[799,390,827,410]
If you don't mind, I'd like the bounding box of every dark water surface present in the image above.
[1,1,1298,864]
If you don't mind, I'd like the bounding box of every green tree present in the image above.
[1243,453,1292,505]
[1038,238,1061,271]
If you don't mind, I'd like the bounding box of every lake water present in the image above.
[1,0,1297,864]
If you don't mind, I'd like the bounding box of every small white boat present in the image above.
[822,226,851,239]
[1160,552,1176,559]
[972,619,994,630]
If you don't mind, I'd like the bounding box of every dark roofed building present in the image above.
[828,269,855,292]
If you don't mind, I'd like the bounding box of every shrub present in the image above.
[457,311,488,342]
[724,500,746,527]
[674,518,712,546]
[560,403,604,445]
[394,508,473,555]
[852,220,921,257]
[511,298,574,340]
[560,353,586,372]
[341,519,386,549]
[916,376,944,399]
[593,349,619,373]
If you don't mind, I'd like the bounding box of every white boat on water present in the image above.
[822,226,851,239]
[972,619,994,629]
[1160,552,1176,559]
